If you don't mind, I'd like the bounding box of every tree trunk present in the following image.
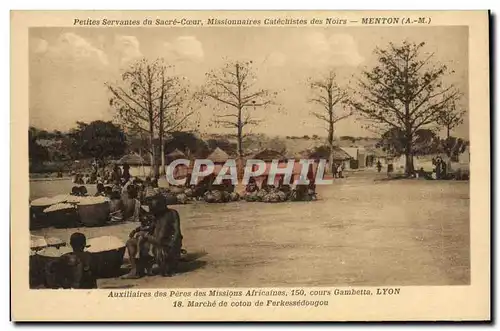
[327,120,334,174]
[404,141,414,176]
[149,134,156,178]
[160,141,166,176]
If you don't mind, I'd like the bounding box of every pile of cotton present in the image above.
[43,203,75,213]
[86,236,125,253]
[78,196,110,206]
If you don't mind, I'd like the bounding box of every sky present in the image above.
[29,26,469,139]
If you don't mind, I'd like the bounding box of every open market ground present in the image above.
[30,171,470,288]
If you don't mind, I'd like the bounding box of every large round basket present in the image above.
[29,251,44,288]
[86,236,126,278]
[77,202,110,227]
[30,205,52,230]
[45,208,81,229]
[32,246,72,288]
[89,246,126,278]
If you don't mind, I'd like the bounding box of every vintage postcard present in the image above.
[11,10,490,321]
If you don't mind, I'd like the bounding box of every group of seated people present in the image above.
[244,174,316,201]
[44,190,184,288]
[46,179,184,288]
[184,173,235,199]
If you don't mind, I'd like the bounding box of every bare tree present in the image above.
[201,60,277,159]
[106,58,194,176]
[155,71,195,175]
[438,101,465,140]
[348,41,460,175]
[308,70,351,173]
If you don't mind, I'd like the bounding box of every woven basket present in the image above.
[89,246,126,278]
[29,252,44,288]
[45,208,81,229]
[77,202,110,227]
[30,205,52,230]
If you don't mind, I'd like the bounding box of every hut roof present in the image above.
[309,146,352,160]
[167,148,187,160]
[284,150,310,160]
[207,147,230,163]
[117,153,149,166]
[252,149,286,162]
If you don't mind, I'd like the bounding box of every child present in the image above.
[46,232,97,289]
[129,212,155,259]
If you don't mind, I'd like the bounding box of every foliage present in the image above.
[68,121,127,160]
[437,101,466,138]
[348,41,461,174]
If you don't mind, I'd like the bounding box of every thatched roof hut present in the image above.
[166,149,187,164]
[116,153,149,166]
[252,149,287,162]
[206,147,230,163]
[309,146,352,161]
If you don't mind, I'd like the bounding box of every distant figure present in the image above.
[337,164,344,178]
[104,186,113,197]
[94,183,106,197]
[245,177,258,193]
[112,164,122,183]
[90,172,97,184]
[435,157,442,179]
[122,163,131,182]
[78,186,88,196]
[376,161,382,173]
[73,173,82,184]
[278,176,291,197]
[222,178,234,193]
[261,175,270,191]
[71,186,80,196]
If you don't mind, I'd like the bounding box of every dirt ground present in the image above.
[30,172,470,288]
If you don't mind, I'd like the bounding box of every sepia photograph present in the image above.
[27,24,471,289]
[10,10,490,322]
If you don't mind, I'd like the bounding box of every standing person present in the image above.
[332,163,338,178]
[112,164,121,183]
[122,162,131,182]
[376,160,382,173]
[337,163,344,179]
[435,157,442,180]
[441,158,447,179]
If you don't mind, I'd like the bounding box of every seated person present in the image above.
[70,186,80,196]
[245,177,259,193]
[129,213,155,259]
[94,183,106,197]
[45,232,97,289]
[78,186,88,196]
